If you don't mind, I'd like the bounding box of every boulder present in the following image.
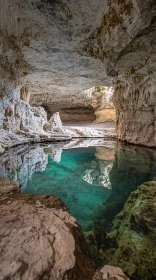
[104,181,156,280]
[93,265,129,280]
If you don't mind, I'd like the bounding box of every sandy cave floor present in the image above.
[63,121,116,128]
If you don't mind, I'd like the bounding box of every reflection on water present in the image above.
[0,141,156,232]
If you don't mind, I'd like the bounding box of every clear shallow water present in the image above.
[24,147,112,231]
[0,141,156,232]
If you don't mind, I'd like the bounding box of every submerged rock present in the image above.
[93,265,129,280]
[104,181,156,280]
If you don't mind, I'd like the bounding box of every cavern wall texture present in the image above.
[30,86,115,123]
[86,0,156,146]
[0,0,156,146]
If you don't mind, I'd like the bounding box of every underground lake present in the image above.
[0,140,156,233]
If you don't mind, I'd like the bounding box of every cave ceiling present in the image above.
[0,0,156,100]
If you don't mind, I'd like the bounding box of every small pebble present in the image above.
[6,200,12,204]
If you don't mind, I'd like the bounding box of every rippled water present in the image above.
[0,140,156,232]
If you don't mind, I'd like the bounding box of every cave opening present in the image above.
[0,0,156,279]
[31,86,116,129]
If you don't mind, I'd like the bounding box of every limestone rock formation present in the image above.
[0,0,155,146]
[0,178,96,280]
[86,0,156,146]
[93,265,129,280]
[92,87,116,123]
[0,92,71,150]
[104,181,156,280]
[0,91,116,151]
[0,90,47,133]
[0,178,130,280]
[31,86,115,124]
[44,112,63,132]
[0,143,4,154]
[95,109,116,124]
[63,125,116,138]
[0,201,76,280]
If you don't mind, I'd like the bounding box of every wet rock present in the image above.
[0,179,96,280]
[104,181,156,280]
[93,265,129,280]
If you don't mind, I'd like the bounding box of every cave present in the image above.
[30,86,116,125]
[0,1,156,280]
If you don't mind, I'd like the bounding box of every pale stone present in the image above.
[0,200,76,280]
[93,265,129,280]
[0,0,156,147]
[0,143,4,154]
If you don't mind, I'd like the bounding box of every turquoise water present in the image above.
[24,147,112,231]
[0,143,156,232]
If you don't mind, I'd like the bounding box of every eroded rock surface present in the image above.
[0,0,155,147]
[31,86,115,124]
[63,124,116,138]
[0,91,116,151]
[104,181,156,280]
[0,90,47,134]
[0,178,96,280]
[0,201,76,280]
[86,0,156,146]
[0,92,71,149]
[93,265,129,280]
[0,177,131,280]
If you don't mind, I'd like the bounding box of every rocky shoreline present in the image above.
[0,177,129,280]
[1,176,156,279]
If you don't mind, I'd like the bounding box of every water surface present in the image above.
[0,140,156,232]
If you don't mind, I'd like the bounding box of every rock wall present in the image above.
[30,86,115,124]
[104,181,156,280]
[30,92,96,123]
[0,92,72,150]
[0,177,129,280]
[0,0,156,146]
[85,0,156,146]
[113,76,156,147]
[0,90,47,134]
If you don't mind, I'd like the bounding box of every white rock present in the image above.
[49,112,63,131]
